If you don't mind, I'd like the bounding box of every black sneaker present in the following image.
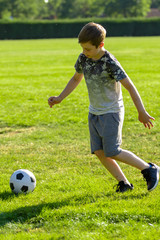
[115,181,134,193]
[141,163,159,192]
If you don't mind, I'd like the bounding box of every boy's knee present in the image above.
[111,150,123,160]
[94,149,105,158]
[94,149,122,159]
[107,149,122,159]
[94,149,112,161]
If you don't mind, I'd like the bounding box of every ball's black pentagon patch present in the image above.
[16,173,24,180]
[30,177,35,182]
[21,185,28,192]
[10,183,14,190]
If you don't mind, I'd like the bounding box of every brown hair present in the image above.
[78,22,106,48]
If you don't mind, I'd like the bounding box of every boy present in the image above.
[48,22,159,193]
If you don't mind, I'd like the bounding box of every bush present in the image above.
[0,18,160,40]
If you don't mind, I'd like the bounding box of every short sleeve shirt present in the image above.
[74,51,127,115]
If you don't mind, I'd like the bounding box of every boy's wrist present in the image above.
[138,108,146,114]
[58,95,63,102]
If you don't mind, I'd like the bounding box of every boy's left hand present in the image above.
[138,111,155,129]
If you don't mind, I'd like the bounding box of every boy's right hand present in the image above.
[48,96,62,108]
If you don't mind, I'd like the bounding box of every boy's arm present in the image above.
[120,77,155,129]
[48,72,83,108]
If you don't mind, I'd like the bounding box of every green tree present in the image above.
[54,0,72,18]
[151,0,160,8]
[59,0,152,19]
[59,0,105,18]
[35,0,51,19]
[41,0,65,19]
[10,0,38,19]
[0,0,153,20]
[0,0,38,20]
[0,0,10,19]
[103,0,152,18]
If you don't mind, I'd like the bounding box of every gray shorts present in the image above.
[88,111,124,157]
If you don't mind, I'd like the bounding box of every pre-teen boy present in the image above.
[48,22,159,193]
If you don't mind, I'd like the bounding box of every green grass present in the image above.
[0,37,160,239]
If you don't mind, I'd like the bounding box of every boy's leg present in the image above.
[112,149,159,191]
[95,149,130,184]
[89,112,133,192]
[112,149,149,170]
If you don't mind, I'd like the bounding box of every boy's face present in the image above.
[80,41,104,60]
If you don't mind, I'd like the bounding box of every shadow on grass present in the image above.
[0,191,16,201]
[0,196,73,227]
[112,192,149,200]
[0,190,155,228]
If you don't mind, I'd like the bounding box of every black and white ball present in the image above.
[10,169,36,194]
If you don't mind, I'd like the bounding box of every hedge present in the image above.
[0,18,160,40]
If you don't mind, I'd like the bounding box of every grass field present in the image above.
[0,37,160,240]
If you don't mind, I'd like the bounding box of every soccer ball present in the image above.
[10,169,36,194]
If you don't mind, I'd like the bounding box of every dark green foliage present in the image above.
[0,18,160,39]
[0,0,152,20]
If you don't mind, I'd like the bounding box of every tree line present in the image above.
[0,0,160,20]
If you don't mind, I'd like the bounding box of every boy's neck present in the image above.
[91,48,106,61]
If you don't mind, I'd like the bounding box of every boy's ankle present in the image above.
[141,163,150,171]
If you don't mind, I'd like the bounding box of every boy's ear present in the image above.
[99,42,104,48]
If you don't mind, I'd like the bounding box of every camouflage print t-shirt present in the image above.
[74,50,127,115]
